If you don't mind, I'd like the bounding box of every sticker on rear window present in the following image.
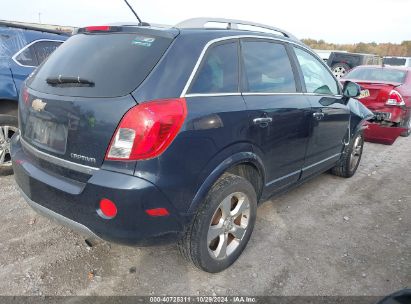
[131,36,155,47]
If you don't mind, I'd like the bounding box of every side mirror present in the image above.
[342,81,361,98]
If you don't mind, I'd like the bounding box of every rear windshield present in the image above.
[28,33,173,97]
[383,57,407,66]
[344,67,407,83]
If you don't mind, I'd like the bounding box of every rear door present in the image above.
[291,46,350,178]
[240,39,311,191]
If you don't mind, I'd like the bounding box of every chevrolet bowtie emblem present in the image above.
[31,99,47,112]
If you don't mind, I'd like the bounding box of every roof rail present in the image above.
[175,18,297,40]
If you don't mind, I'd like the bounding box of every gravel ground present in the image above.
[0,138,410,296]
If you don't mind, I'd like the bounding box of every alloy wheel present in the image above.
[0,125,18,167]
[207,192,250,260]
[349,135,362,171]
[333,66,346,79]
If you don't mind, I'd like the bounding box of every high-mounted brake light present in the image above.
[105,98,187,161]
[85,25,111,32]
[386,90,405,106]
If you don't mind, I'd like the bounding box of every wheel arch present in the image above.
[188,151,265,214]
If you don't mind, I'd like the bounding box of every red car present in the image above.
[342,65,411,144]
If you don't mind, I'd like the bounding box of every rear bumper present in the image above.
[19,187,100,242]
[11,134,187,246]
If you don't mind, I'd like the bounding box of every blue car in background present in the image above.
[0,21,68,172]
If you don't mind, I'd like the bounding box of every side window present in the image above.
[15,45,38,67]
[242,41,296,93]
[293,47,339,95]
[14,40,62,67]
[189,42,239,94]
[33,41,62,65]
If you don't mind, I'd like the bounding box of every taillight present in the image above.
[22,86,30,105]
[386,90,405,106]
[105,98,187,161]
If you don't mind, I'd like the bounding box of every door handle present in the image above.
[253,117,273,127]
[312,112,325,120]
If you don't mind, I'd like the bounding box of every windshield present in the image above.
[28,32,173,98]
[344,67,407,83]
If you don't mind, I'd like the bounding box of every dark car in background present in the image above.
[327,51,382,79]
[11,18,372,272]
[342,65,411,142]
[383,56,411,67]
[0,21,68,171]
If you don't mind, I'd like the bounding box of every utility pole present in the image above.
[38,12,42,23]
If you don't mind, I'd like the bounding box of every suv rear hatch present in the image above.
[20,26,177,175]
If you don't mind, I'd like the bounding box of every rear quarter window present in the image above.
[14,45,37,66]
[28,33,173,98]
[33,40,62,64]
[13,40,62,67]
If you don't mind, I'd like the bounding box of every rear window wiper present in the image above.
[46,76,95,86]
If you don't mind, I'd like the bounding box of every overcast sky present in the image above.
[1,0,410,43]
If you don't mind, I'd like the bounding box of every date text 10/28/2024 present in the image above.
[149,296,257,303]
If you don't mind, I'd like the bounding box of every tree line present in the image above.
[302,39,411,57]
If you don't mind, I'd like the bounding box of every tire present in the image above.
[0,115,18,176]
[331,63,351,79]
[331,131,364,178]
[178,173,257,273]
[400,116,411,137]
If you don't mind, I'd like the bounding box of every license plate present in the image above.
[24,115,68,154]
[358,89,370,99]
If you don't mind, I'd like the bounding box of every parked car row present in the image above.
[342,65,411,144]
[0,21,68,171]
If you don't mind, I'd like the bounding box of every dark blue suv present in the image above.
[11,18,372,272]
[0,22,67,172]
